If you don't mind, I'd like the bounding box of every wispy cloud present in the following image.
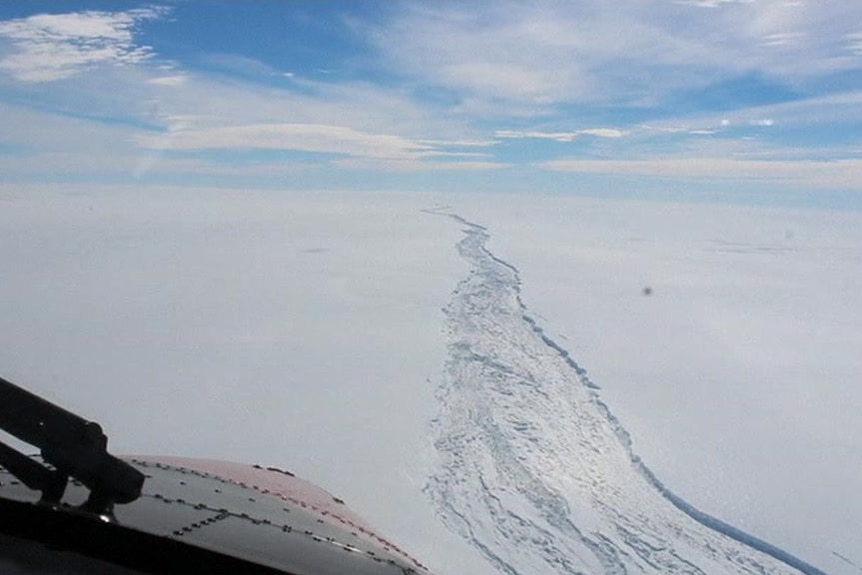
[674,0,753,7]
[138,122,431,159]
[0,7,167,82]
[495,129,626,142]
[136,121,499,170]
[147,75,187,86]
[197,52,295,80]
[373,1,862,112]
[333,157,504,172]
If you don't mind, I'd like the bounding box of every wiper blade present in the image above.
[0,375,145,516]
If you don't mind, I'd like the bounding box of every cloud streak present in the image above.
[136,121,500,170]
[495,129,626,142]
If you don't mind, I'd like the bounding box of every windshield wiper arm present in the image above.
[0,375,145,516]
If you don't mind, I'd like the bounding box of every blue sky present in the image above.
[1,1,862,207]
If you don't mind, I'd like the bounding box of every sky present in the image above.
[1,1,862,207]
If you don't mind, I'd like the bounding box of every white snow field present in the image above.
[0,186,859,574]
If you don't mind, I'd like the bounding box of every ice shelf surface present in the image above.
[2,189,856,575]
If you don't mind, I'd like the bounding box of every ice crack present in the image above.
[425,211,825,575]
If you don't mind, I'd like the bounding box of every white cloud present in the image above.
[760,32,804,47]
[847,32,862,55]
[138,123,432,159]
[333,157,505,172]
[495,128,626,142]
[147,75,187,86]
[0,7,166,82]
[674,0,753,6]
[579,128,627,138]
[419,138,499,148]
[542,156,862,188]
[634,89,862,140]
[496,130,579,143]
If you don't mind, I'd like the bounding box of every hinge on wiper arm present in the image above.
[0,375,145,517]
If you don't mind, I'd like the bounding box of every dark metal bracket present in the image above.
[0,375,145,516]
